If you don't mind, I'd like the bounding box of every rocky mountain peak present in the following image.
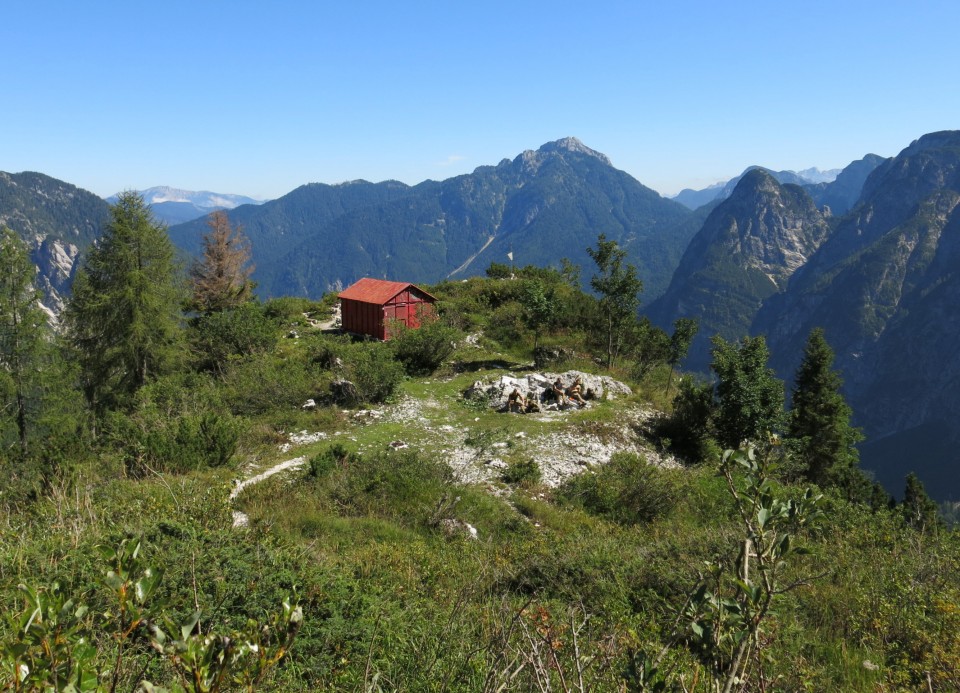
[515,138,612,174]
[729,168,781,198]
[538,137,611,164]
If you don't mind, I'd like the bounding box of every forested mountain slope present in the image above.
[167,138,695,300]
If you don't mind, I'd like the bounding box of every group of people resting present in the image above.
[506,376,588,413]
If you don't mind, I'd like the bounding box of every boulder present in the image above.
[331,379,360,407]
[463,370,632,411]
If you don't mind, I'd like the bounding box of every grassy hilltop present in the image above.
[2,262,959,692]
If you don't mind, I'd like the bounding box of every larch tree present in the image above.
[586,234,643,369]
[787,328,863,489]
[0,227,47,455]
[189,210,255,314]
[65,192,184,416]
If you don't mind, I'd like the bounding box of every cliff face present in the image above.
[649,169,830,369]
[750,132,960,498]
[0,171,109,316]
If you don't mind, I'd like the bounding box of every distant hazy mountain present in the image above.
[803,154,887,217]
[107,186,266,225]
[168,138,695,301]
[672,166,843,210]
[795,167,843,184]
[0,171,109,315]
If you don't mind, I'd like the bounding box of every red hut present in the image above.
[338,278,437,340]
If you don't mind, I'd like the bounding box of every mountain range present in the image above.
[107,186,266,226]
[652,131,960,499]
[3,132,959,500]
[671,166,843,210]
[166,138,694,300]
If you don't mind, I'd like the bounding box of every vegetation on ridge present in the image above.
[0,196,957,690]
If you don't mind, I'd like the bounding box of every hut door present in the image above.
[384,303,409,330]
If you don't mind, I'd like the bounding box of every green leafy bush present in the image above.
[339,341,405,404]
[101,373,241,474]
[189,302,278,372]
[485,302,527,348]
[502,458,542,486]
[309,447,453,525]
[658,377,716,462]
[558,452,684,524]
[389,318,460,375]
[105,408,241,474]
[220,353,327,415]
[263,296,323,323]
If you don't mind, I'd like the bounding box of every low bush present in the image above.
[189,302,278,372]
[389,318,460,375]
[219,353,327,415]
[308,446,453,526]
[657,377,716,462]
[339,341,405,404]
[263,296,324,323]
[557,452,685,524]
[502,458,542,486]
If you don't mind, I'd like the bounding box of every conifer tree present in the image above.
[587,234,643,369]
[189,210,255,314]
[0,227,47,455]
[65,192,183,415]
[711,335,784,449]
[901,472,940,531]
[788,328,863,489]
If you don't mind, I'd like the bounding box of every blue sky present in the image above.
[4,1,958,200]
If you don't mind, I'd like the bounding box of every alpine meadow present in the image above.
[1,131,960,692]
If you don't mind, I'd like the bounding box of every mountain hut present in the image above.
[338,278,437,340]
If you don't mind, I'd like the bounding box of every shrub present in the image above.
[557,452,684,524]
[307,443,357,478]
[340,341,405,404]
[502,458,542,486]
[189,302,278,372]
[105,408,241,475]
[263,296,322,323]
[389,318,459,375]
[485,302,527,348]
[316,448,454,525]
[220,353,327,415]
[657,377,716,462]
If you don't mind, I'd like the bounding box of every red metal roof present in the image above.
[338,277,437,305]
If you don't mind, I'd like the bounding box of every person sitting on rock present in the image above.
[525,397,542,413]
[507,387,527,413]
[551,377,566,405]
[566,376,587,407]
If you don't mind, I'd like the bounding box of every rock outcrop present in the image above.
[464,370,632,411]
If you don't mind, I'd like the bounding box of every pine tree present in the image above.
[189,210,255,314]
[901,472,940,531]
[0,227,48,455]
[788,328,863,489]
[587,234,643,369]
[711,335,784,449]
[65,192,184,415]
